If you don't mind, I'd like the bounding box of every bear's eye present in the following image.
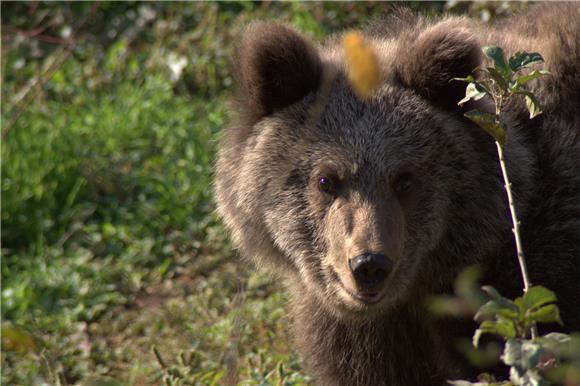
[318,175,339,195]
[393,172,415,195]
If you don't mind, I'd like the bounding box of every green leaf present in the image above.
[464,110,508,145]
[451,75,475,83]
[509,368,549,386]
[487,67,509,92]
[502,339,544,371]
[539,332,571,346]
[550,334,580,360]
[509,51,545,72]
[526,304,563,326]
[458,82,488,106]
[526,95,546,118]
[475,300,519,322]
[514,297,526,315]
[522,286,557,311]
[209,370,225,386]
[521,342,544,369]
[502,339,523,367]
[454,266,486,305]
[514,90,543,119]
[428,296,472,318]
[473,319,517,347]
[481,286,520,313]
[481,286,503,301]
[513,70,551,88]
[483,46,512,80]
[524,371,550,386]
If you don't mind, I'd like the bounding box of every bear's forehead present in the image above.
[258,78,446,176]
[306,81,440,156]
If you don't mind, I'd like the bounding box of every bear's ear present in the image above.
[395,20,482,109]
[235,22,323,117]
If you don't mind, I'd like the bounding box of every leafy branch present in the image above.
[446,47,580,386]
[447,284,580,386]
[453,47,551,336]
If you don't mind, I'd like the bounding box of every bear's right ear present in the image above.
[395,19,482,110]
[235,22,323,117]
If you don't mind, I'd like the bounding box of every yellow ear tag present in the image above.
[343,32,381,99]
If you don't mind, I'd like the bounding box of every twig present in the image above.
[493,99,537,338]
[495,143,537,339]
[494,101,538,339]
[494,142,532,292]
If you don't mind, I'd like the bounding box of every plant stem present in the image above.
[494,142,531,290]
[493,92,538,338]
[494,140,538,339]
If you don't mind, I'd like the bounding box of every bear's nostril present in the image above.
[349,253,392,289]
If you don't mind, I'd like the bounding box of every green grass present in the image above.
[1,2,519,385]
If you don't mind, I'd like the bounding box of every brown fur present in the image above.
[215,5,580,385]
[395,18,482,109]
[235,22,323,124]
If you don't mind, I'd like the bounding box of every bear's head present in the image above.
[216,16,519,320]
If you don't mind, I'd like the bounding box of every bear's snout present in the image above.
[348,253,392,293]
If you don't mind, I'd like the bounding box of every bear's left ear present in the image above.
[395,20,482,110]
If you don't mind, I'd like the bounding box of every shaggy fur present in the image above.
[215,5,580,385]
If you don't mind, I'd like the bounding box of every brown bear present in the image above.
[215,4,580,385]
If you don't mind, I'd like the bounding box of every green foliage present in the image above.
[440,281,580,386]
[448,43,579,386]
[468,286,574,386]
[454,45,551,144]
[508,52,545,72]
[428,266,486,318]
[464,110,508,146]
[483,46,512,80]
[473,286,562,347]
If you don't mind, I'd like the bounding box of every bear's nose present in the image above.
[348,253,392,289]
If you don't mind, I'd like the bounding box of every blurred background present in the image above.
[1,2,530,385]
